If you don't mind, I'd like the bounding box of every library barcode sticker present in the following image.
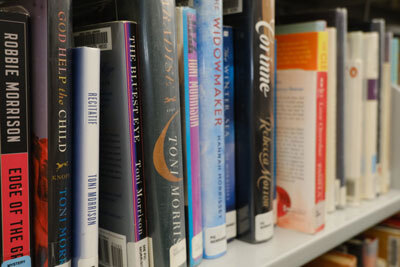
[255,211,273,242]
[127,238,149,267]
[205,224,227,256]
[170,238,186,267]
[192,231,203,259]
[74,27,112,51]
[223,0,243,15]
[99,228,127,267]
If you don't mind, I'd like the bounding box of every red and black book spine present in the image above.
[0,9,31,266]
[20,0,73,266]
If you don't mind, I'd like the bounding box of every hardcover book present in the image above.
[345,32,364,205]
[0,7,31,267]
[223,26,236,241]
[361,32,379,200]
[278,8,348,208]
[19,0,73,266]
[193,0,227,257]
[117,1,188,266]
[276,23,327,234]
[74,21,148,267]
[224,0,275,244]
[176,7,203,266]
[72,47,100,267]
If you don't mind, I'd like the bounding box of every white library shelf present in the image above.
[201,189,400,267]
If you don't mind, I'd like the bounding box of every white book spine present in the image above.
[72,47,101,267]
[345,32,364,205]
[380,62,392,194]
[362,33,379,200]
[326,27,337,213]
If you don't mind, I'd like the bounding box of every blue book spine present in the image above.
[392,38,399,84]
[177,7,203,266]
[72,47,100,267]
[223,26,236,241]
[193,0,227,258]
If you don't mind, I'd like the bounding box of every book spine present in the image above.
[223,0,275,243]
[47,1,73,266]
[124,22,149,267]
[391,38,399,84]
[326,28,337,213]
[193,0,227,258]
[344,58,363,205]
[363,33,379,200]
[273,40,277,224]
[249,0,275,243]
[178,7,203,266]
[336,9,347,209]
[371,20,385,179]
[315,31,328,231]
[0,13,32,266]
[135,1,187,266]
[72,47,100,267]
[223,26,236,241]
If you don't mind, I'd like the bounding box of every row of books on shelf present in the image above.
[0,0,399,267]
[305,213,400,267]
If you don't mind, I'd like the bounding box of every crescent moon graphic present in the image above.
[153,110,183,182]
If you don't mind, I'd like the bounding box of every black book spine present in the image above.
[335,9,347,206]
[0,11,31,265]
[133,0,187,266]
[47,0,73,266]
[224,0,275,243]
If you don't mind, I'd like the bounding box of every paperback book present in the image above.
[72,47,100,267]
[276,22,327,234]
[20,0,73,265]
[223,26,236,241]
[361,32,379,200]
[176,7,203,266]
[75,21,148,267]
[224,0,275,244]
[193,0,227,257]
[0,7,31,267]
[278,8,348,208]
[345,32,364,205]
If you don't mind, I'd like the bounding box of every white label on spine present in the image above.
[223,0,243,15]
[77,257,97,267]
[55,260,71,267]
[169,238,187,267]
[127,238,149,267]
[148,238,154,267]
[99,228,127,267]
[205,224,227,257]
[74,27,112,51]
[226,210,237,239]
[255,211,273,242]
[192,231,203,259]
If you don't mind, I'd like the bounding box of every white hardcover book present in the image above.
[326,27,337,213]
[379,33,393,194]
[362,32,379,200]
[345,32,364,205]
[72,47,101,267]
